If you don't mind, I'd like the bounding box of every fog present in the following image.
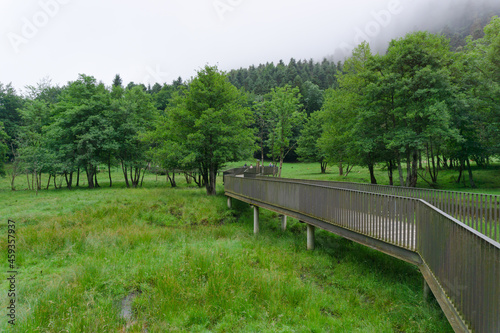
[1,0,498,91]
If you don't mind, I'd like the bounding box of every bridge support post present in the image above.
[307,224,315,250]
[253,206,259,234]
[227,197,232,209]
[281,215,287,231]
[423,278,430,301]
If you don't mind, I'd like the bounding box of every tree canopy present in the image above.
[157,65,254,195]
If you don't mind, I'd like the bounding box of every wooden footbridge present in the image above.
[224,168,499,333]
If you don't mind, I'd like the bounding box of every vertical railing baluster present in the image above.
[495,196,498,242]
[467,193,471,227]
[488,195,492,239]
[475,194,479,232]
[459,192,463,223]
[480,194,484,234]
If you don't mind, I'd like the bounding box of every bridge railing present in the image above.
[225,175,500,333]
[417,201,500,333]
[257,177,500,242]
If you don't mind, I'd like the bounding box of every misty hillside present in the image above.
[434,0,500,49]
[227,1,500,94]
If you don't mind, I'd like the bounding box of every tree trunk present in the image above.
[368,163,377,184]
[94,166,99,188]
[465,158,476,188]
[456,159,464,183]
[396,154,404,187]
[140,168,146,187]
[428,143,438,184]
[121,162,130,188]
[409,150,418,187]
[108,157,112,187]
[10,168,17,190]
[10,174,16,190]
[35,169,38,195]
[338,161,343,176]
[201,167,209,194]
[86,166,95,189]
[320,160,327,174]
[278,147,284,178]
[38,171,42,191]
[166,171,176,187]
[261,133,264,170]
[46,174,51,190]
[387,160,394,186]
[206,166,217,195]
[65,172,73,189]
[130,165,135,187]
[76,167,80,187]
[405,149,411,187]
[54,174,58,189]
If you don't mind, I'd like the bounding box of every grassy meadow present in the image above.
[0,164,479,332]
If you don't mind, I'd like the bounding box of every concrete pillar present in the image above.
[307,224,315,250]
[253,206,259,234]
[281,215,287,231]
[227,197,232,209]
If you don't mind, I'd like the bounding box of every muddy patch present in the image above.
[120,291,148,332]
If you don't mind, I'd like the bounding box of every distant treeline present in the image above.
[0,16,499,193]
[227,58,340,94]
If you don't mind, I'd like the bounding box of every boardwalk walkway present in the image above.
[224,171,500,333]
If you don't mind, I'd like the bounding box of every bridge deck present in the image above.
[224,173,500,333]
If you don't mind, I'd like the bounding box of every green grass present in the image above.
[0,170,453,332]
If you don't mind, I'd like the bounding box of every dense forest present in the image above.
[0,15,499,194]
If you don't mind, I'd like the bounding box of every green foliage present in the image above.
[318,31,490,187]
[319,42,372,177]
[300,81,324,116]
[4,17,500,193]
[0,83,24,155]
[159,65,255,195]
[112,86,158,187]
[296,111,327,173]
[47,75,113,188]
[0,122,9,176]
[462,16,500,158]
[227,58,338,93]
[257,85,304,177]
[16,100,52,187]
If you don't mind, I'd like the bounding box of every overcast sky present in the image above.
[0,0,497,92]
